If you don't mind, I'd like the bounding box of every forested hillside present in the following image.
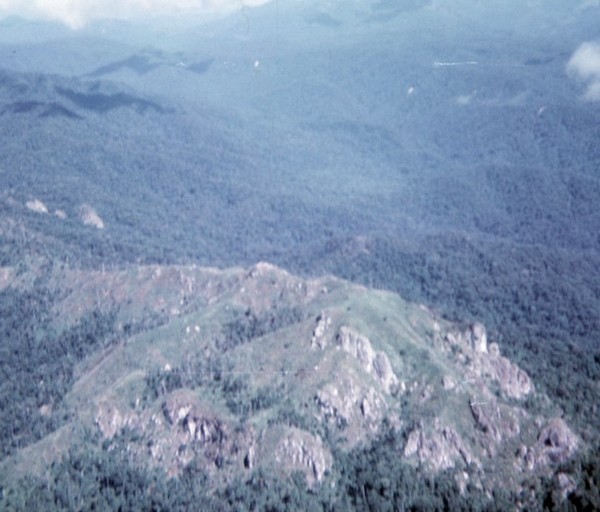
[1,0,599,509]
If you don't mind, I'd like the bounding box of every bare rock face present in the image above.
[403,419,478,471]
[523,418,579,471]
[444,324,533,400]
[469,322,488,353]
[337,326,375,370]
[485,354,532,400]
[93,390,254,478]
[274,428,332,485]
[77,203,105,229]
[360,387,387,424]
[336,326,399,394]
[315,380,360,428]
[442,375,457,390]
[557,472,577,499]
[315,380,387,432]
[469,401,521,447]
[95,402,133,438]
[154,395,236,473]
[161,394,228,448]
[25,198,48,214]
[311,312,332,349]
[373,352,398,395]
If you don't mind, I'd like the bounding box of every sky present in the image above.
[0,0,273,29]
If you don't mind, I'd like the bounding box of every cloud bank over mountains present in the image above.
[567,41,600,101]
[0,0,271,28]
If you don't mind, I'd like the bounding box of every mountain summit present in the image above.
[0,259,580,507]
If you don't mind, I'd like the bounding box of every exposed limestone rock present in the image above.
[488,342,501,358]
[442,375,457,390]
[95,402,133,438]
[360,397,372,420]
[444,323,487,353]
[337,326,375,371]
[485,355,532,400]
[315,380,387,437]
[25,198,48,214]
[524,418,578,470]
[78,203,105,229]
[444,323,532,400]
[274,428,332,485]
[455,471,470,495]
[315,380,361,428]
[311,312,332,349]
[336,326,399,394]
[373,352,398,395]
[177,405,191,423]
[161,396,227,448]
[360,387,387,424]
[121,391,253,477]
[557,472,577,499]
[469,401,521,446]
[466,344,533,400]
[39,403,52,417]
[191,416,225,446]
[470,322,488,353]
[247,261,280,279]
[404,419,478,471]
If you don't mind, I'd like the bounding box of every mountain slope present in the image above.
[0,258,582,507]
[0,2,599,508]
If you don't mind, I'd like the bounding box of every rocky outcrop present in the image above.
[523,418,579,471]
[311,312,332,349]
[444,323,487,353]
[274,427,332,485]
[77,203,105,229]
[25,198,48,214]
[469,322,488,353]
[95,401,134,438]
[556,472,577,499]
[315,381,358,429]
[336,326,399,394]
[161,394,228,449]
[336,327,375,369]
[444,323,533,399]
[482,347,532,400]
[403,419,478,471]
[93,390,254,479]
[373,351,398,394]
[315,380,387,433]
[469,401,521,446]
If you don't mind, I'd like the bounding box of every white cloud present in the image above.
[567,41,600,102]
[0,0,272,29]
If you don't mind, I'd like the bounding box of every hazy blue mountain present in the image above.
[1,1,599,347]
